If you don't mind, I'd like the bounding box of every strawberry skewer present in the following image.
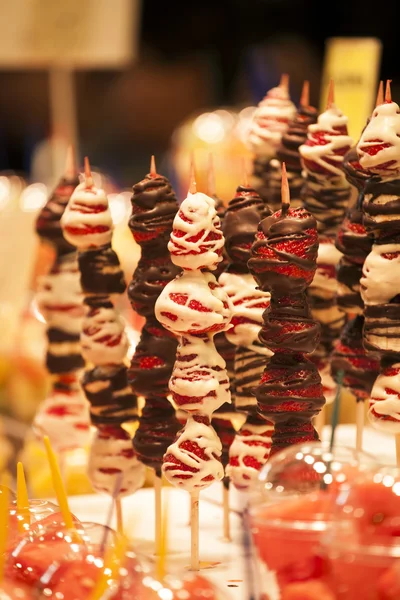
[156,160,233,569]
[61,157,145,529]
[33,148,90,457]
[249,163,325,453]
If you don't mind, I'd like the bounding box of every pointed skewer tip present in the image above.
[189,155,197,194]
[280,74,289,90]
[64,145,76,179]
[300,80,310,108]
[375,81,384,107]
[84,156,94,188]
[281,162,290,214]
[241,157,249,187]
[326,79,335,109]
[207,153,216,196]
[150,155,157,178]
[385,80,392,103]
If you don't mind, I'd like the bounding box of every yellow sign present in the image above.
[320,37,382,141]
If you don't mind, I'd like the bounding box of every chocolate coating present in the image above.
[129,173,179,255]
[277,104,318,174]
[363,177,400,232]
[259,294,321,354]
[264,104,319,209]
[128,318,177,397]
[128,256,180,318]
[79,245,126,296]
[342,147,371,194]
[335,208,373,262]
[249,207,318,294]
[222,185,268,270]
[36,175,79,255]
[252,156,271,205]
[82,364,138,425]
[214,332,236,406]
[269,422,319,456]
[331,315,380,400]
[301,175,351,235]
[256,353,325,424]
[364,303,400,357]
[337,258,364,313]
[133,397,181,477]
[234,345,267,413]
[46,328,83,374]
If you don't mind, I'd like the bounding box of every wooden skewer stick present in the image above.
[222,483,231,542]
[190,491,200,571]
[355,400,365,452]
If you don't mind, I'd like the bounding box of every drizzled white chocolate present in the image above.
[219,272,271,353]
[226,421,273,489]
[368,365,400,433]
[169,192,224,270]
[33,388,90,452]
[61,181,113,249]
[247,84,296,159]
[37,255,84,334]
[162,417,223,491]
[88,428,146,496]
[81,306,129,365]
[357,101,400,175]
[360,243,400,305]
[300,106,353,181]
[155,270,232,335]
[170,335,231,416]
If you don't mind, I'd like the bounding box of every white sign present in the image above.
[0,0,140,68]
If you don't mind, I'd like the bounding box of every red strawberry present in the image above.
[139,356,165,369]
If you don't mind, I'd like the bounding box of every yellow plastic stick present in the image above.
[156,490,168,582]
[16,462,30,534]
[0,476,10,583]
[43,436,75,531]
[89,535,128,600]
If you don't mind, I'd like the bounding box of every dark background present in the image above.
[0,0,397,185]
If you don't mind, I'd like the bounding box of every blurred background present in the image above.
[0,0,395,494]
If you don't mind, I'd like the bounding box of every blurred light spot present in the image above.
[193,113,225,144]
[0,177,10,209]
[393,482,400,496]
[20,183,47,212]
[109,192,130,225]
[305,455,314,465]
[383,475,394,488]
[314,461,327,474]
[158,589,174,600]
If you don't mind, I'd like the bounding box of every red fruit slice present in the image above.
[139,356,165,369]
